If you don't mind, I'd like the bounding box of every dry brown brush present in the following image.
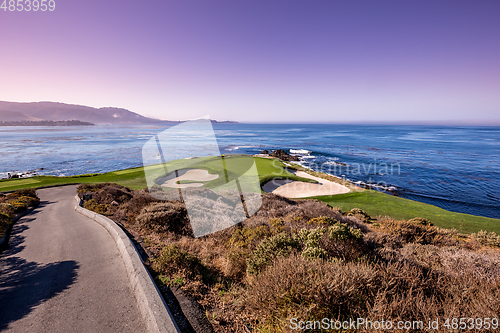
[77,186,500,333]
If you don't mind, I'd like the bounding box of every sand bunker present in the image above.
[158,169,219,188]
[263,170,350,198]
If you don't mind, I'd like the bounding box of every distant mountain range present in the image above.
[0,120,94,126]
[0,101,237,125]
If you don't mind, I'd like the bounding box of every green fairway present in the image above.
[316,190,500,234]
[0,156,311,192]
[0,167,148,192]
[1,155,498,234]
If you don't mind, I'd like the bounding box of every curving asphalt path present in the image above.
[0,186,147,332]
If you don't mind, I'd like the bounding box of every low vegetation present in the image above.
[0,156,313,192]
[79,183,500,332]
[317,190,500,234]
[3,156,498,234]
[0,188,40,238]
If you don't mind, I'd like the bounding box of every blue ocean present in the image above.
[0,124,499,219]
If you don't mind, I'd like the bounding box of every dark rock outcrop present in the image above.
[268,149,300,161]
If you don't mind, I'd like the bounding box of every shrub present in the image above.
[328,222,363,241]
[290,199,343,222]
[77,183,115,194]
[371,260,500,322]
[247,232,301,275]
[136,201,190,235]
[301,246,327,260]
[241,249,500,332]
[117,191,157,223]
[297,227,327,259]
[228,225,271,249]
[78,183,133,204]
[14,195,40,207]
[437,246,500,282]
[223,248,250,280]
[154,244,205,280]
[0,212,10,223]
[93,186,133,204]
[298,227,325,247]
[0,212,11,237]
[243,254,378,331]
[7,200,28,214]
[7,188,37,199]
[268,218,286,233]
[471,230,500,248]
[307,216,337,226]
[378,217,446,245]
[254,193,298,219]
[0,203,16,217]
[323,222,365,261]
[345,208,371,222]
[408,217,433,226]
[83,199,108,215]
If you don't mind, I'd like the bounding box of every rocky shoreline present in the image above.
[258,149,300,161]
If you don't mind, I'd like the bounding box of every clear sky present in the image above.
[1,0,499,123]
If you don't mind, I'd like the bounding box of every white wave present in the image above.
[323,160,342,166]
[290,149,311,154]
[220,133,257,137]
[362,183,398,191]
[300,155,316,159]
[233,145,256,150]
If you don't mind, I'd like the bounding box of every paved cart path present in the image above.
[0,185,146,332]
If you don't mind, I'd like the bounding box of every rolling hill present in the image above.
[0,101,178,125]
[0,110,42,122]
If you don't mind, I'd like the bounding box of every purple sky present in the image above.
[1,0,499,123]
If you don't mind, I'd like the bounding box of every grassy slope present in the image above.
[316,190,500,234]
[0,156,312,192]
[0,167,148,192]
[1,156,498,234]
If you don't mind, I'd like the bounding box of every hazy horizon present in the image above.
[1,1,499,123]
[1,99,500,126]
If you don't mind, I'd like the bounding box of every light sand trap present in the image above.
[263,170,350,198]
[158,169,219,188]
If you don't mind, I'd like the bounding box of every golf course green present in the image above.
[1,155,498,234]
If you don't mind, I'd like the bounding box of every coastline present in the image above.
[0,157,498,234]
[1,124,498,219]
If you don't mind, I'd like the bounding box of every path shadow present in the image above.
[0,200,54,255]
[0,256,79,330]
[0,198,78,329]
[33,200,53,211]
[2,223,28,256]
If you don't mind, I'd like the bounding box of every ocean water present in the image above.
[0,124,499,219]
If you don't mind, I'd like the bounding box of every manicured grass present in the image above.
[316,190,500,234]
[0,178,41,188]
[0,156,312,193]
[2,155,498,234]
[145,156,315,192]
[0,166,147,192]
[253,157,317,186]
[176,180,204,185]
